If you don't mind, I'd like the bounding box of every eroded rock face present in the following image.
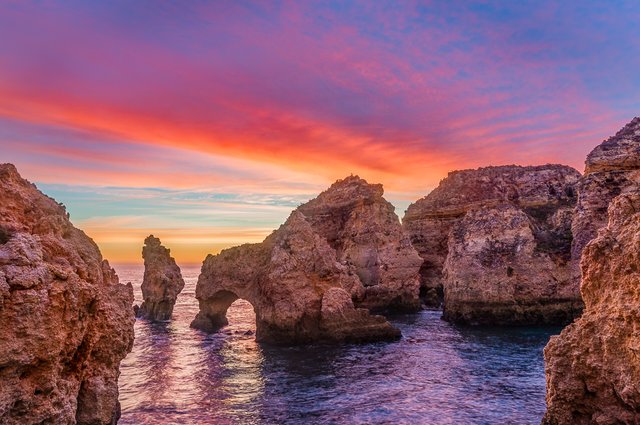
[0,164,135,424]
[571,117,640,285]
[137,235,185,321]
[404,165,582,324]
[297,176,422,312]
[543,191,640,424]
[442,205,580,325]
[191,211,400,344]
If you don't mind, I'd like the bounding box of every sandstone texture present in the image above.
[0,164,135,424]
[136,235,185,321]
[403,165,582,324]
[571,117,640,286]
[297,176,422,312]
[543,191,640,424]
[191,211,400,344]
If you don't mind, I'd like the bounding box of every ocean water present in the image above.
[116,264,558,425]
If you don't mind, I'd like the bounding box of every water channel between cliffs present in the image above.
[117,263,558,425]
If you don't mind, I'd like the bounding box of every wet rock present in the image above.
[191,211,400,344]
[297,175,422,312]
[543,191,640,424]
[404,164,582,324]
[0,164,135,424]
[137,235,185,321]
[571,117,640,286]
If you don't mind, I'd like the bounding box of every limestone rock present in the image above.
[442,205,581,325]
[297,175,422,312]
[137,235,185,321]
[0,164,135,424]
[191,211,400,344]
[404,164,582,323]
[543,191,640,424]
[571,117,640,286]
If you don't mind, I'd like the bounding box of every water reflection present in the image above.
[117,264,557,425]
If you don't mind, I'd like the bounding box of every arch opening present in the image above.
[192,290,258,335]
[224,299,257,336]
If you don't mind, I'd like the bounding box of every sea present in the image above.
[115,264,558,425]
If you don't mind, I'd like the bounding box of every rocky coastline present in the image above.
[0,117,639,423]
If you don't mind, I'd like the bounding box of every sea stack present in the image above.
[137,235,185,321]
[571,117,640,285]
[0,164,135,424]
[296,176,422,312]
[543,191,640,424]
[403,164,582,324]
[191,211,400,344]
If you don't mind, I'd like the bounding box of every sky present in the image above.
[0,0,638,263]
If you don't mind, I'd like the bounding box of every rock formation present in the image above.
[136,235,185,321]
[296,175,422,312]
[191,211,401,344]
[403,165,582,324]
[543,191,640,424]
[571,116,640,285]
[0,164,135,424]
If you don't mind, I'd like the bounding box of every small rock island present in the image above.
[137,235,185,321]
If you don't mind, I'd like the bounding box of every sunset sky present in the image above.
[1,1,638,263]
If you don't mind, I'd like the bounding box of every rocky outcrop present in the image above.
[191,211,400,344]
[404,165,582,324]
[571,117,640,286]
[297,176,422,312]
[543,191,640,424]
[136,235,185,321]
[0,164,135,424]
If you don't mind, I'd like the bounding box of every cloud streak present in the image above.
[0,0,638,261]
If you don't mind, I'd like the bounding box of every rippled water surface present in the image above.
[116,264,558,425]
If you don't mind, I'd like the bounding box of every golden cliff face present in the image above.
[403,164,582,321]
[543,118,640,424]
[543,191,640,424]
[0,164,135,424]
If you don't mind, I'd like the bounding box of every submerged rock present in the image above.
[137,235,185,321]
[404,164,582,324]
[297,175,422,312]
[0,164,135,424]
[571,117,640,286]
[543,191,640,424]
[191,211,400,344]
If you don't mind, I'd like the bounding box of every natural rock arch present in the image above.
[191,212,400,345]
[192,290,257,332]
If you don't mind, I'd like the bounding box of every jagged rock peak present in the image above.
[302,175,385,209]
[570,117,640,286]
[584,116,640,174]
[297,175,422,312]
[0,164,135,424]
[137,235,185,321]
